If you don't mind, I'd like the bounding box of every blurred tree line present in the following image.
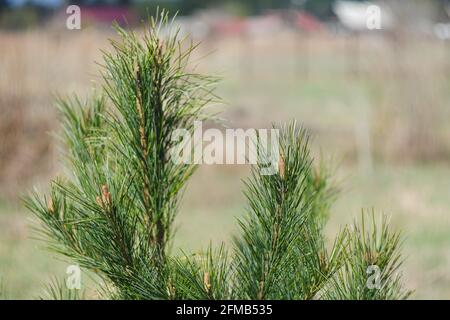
[0,0,339,29]
[0,0,449,29]
[122,0,338,18]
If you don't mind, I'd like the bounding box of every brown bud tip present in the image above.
[278,155,285,179]
[167,277,176,298]
[97,185,112,209]
[365,251,378,264]
[96,196,103,208]
[106,192,112,204]
[257,281,265,300]
[319,252,327,270]
[47,198,54,213]
[203,272,211,292]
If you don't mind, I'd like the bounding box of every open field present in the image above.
[0,26,449,299]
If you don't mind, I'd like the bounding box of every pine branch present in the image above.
[101,16,219,262]
[25,10,218,299]
[172,244,232,300]
[324,211,412,300]
[282,157,346,300]
[233,122,317,299]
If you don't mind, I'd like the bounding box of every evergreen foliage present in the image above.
[24,12,411,300]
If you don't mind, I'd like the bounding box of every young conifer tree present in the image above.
[25,12,412,300]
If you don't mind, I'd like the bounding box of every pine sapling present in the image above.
[25,12,412,300]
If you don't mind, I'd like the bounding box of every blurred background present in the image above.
[0,0,450,299]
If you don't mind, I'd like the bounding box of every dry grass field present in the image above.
[0,25,449,299]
